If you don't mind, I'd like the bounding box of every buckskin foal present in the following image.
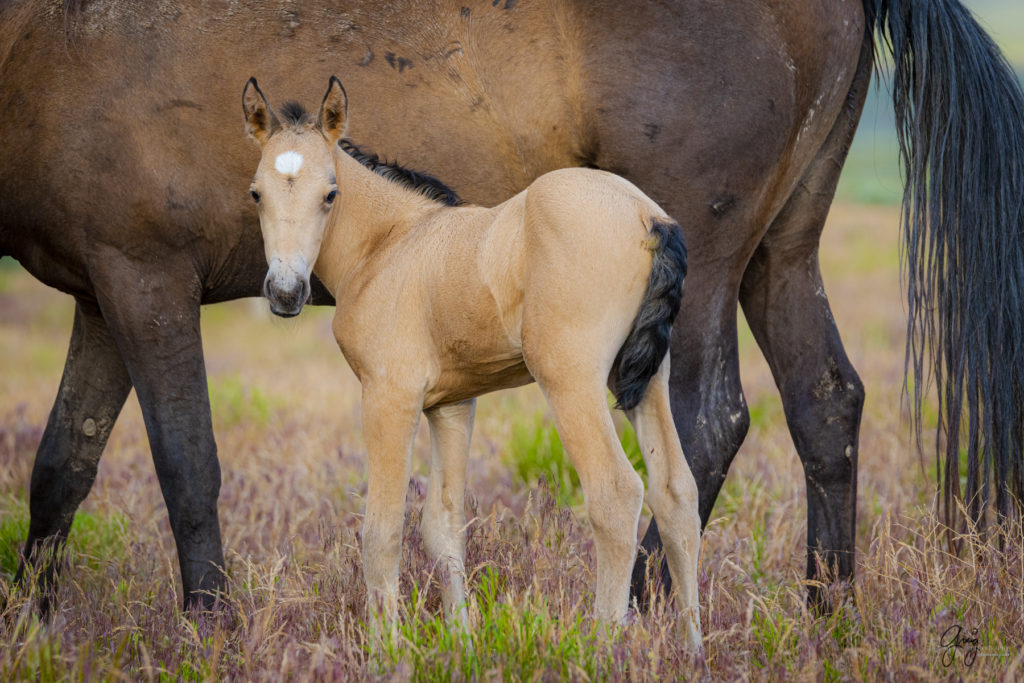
[242,76,701,648]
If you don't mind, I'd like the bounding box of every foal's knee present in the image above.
[420,489,463,560]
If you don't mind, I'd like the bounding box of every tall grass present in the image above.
[2,203,1023,678]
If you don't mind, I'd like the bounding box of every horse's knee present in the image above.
[420,492,463,559]
[156,436,221,503]
[786,357,864,484]
[683,391,750,521]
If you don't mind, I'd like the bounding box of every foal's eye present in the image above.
[250,190,261,203]
[325,190,337,205]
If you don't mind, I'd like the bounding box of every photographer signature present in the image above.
[940,624,979,667]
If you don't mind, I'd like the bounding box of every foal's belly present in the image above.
[423,354,533,408]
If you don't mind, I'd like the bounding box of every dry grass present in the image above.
[1,202,1022,680]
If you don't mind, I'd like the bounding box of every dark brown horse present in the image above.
[2,0,1022,612]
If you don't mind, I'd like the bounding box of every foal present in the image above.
[242,76,702,650]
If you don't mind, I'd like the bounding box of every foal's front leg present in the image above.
[422,400,475,627]
[359,384,423,628]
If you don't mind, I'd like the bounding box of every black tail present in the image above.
[868,0,1024,527]
[611,219,687,411]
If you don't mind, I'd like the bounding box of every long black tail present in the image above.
[611,219,687,411]
[868,0,1024,527]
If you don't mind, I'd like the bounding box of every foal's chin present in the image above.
[268,301,305,318]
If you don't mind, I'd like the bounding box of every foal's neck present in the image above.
[316,144,448,293]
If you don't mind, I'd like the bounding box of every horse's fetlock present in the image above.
[362,522,403,557]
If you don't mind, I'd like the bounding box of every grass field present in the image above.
[3,199,1022,680]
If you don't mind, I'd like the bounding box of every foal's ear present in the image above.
[242,77,279,145]
[318,76,349,144]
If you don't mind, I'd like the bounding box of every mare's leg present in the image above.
[625,355,701,651]
[738,41,872,608]
[421,400,475,626]
[90,257,226,609]
[15,299,132,612]
[359,384,422,625]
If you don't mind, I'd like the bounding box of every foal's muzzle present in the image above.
[263,259,311,318]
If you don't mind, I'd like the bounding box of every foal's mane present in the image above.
[339,140,464,207]
[272,102,464,207]
[278,101,314,126]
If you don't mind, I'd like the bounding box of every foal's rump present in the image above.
[518,169,686,405]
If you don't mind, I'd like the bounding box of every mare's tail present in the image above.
[867,0,1024,527]
[611,219,687,411]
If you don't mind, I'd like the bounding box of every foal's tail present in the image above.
[612,219,687,411]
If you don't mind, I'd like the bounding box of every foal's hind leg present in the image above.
[16,299,132,613]
[421,400,475,627]
[625,354,702,651]
[531,371,644,623]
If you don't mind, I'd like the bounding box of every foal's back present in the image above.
[341,167,670,406]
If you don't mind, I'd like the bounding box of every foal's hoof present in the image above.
[682,612,703,656]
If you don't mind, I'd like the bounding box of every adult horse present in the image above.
[1,0,1021,611]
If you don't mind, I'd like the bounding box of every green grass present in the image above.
[750,601,800,671]
[505,412,580,506]
[381,568,611,680]
[0,497,129,582]
[504,410,647,507]
[207,375,277,429]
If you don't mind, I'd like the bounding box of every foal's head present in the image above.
[242,77,348,317]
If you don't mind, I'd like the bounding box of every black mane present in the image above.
[278,101,313,126]
[339,140,464,207]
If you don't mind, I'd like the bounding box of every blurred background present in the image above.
[837,0,1024,204]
